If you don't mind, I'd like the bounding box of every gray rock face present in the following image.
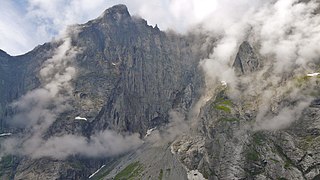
[1,4,320,180]
[103,142,189,180]
[0,51,11,132]
[233,41,260,75]
[171,89,320,180]
[74,6,202,134]
[0,43,55,132]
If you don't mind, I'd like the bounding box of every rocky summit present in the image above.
[1,3,320,180]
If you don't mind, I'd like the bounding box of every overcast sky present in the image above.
[0,0,222,55]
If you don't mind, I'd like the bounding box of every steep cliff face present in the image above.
[0,51,11,131]
[171,39,320,180]
[233,41,260,75]
[0,45,50,131]
[1,3,320,180]
[71,5,203,135]
[0,4,205,179]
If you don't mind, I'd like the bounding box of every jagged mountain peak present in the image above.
[100,4,131,21]
[0,49,10,58]
[233,41,260,75]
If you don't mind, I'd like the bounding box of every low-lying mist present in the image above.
[198,0,320,131]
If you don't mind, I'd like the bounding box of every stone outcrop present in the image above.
[233,41,260,75]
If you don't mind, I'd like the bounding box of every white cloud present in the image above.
[0,0,266,55]
[0,0,118,55]
[0,1,37,55]
[31,131,142,159]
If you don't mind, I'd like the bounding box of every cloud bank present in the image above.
[198,0,320,130]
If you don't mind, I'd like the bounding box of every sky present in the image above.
[0,0,222,55]
[0,0,116,55]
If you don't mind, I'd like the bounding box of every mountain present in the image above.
[1,4,320,180]
[0,4,205,179]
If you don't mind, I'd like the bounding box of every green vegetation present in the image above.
[284,160,291,169]
[274,145,295,170]
[269,158,279,163]
[305,136,314,143]
[247,149,260,161]
[0,155,14,178]
[114,162,143,180]
[212,97,233,113]
[0,155,13,168]
[300,135,319,150]
[214,97,232,105]
[220,99,233,106]
[70,161,84,170]
[158,169,163,180]
[252,133,266,145]
[214,105,231,113]
[295,75,310,86]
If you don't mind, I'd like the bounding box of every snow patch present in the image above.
[89,165,105,178]
[0,133,12,137]
[307,73,320,77]
[170,145,176,155]
[145,127,156,137]
[187,170,207,180]
[221,80,227,86]
[75,116,87,121]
